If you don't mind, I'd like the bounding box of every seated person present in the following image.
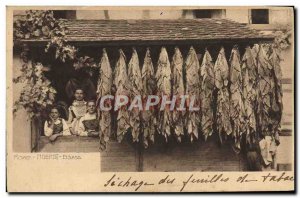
[44,106,71,142]
[78,100,99,137]
[67,88,87,135]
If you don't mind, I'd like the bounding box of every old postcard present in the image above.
[7,6,294,192]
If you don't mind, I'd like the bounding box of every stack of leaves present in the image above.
[113,49,130,142]
[97,48,113,150]
[141,48,156,148]
[155,47,172,141]
[215,47,231,142]
[185,47,201,142]
[200,49,215,140]
[229,46,244,150]
[128,48,143,142]
[171,47,185,142]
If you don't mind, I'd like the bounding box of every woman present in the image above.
[67,88,87,135]
[44,106,71,142]
[78,100,99,137]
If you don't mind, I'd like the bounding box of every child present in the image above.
[44,106,71,142]
[67,88,87,135]
[78,100,99,137]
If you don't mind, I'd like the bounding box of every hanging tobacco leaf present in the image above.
[155,47,172,141]
[128,48,142,142]
[215,47,231,141]
[241,46,257,144]
[229,46,244,151]
[216,87,232,142]
[251,43,282,160]
[171,47,185,142]
[97,48,112,150]
[254,44,273,137]
[114,49,130,142]
[214,47,229,89]
[141,48,156,148]
[185,46,201,142]
[267,45,283,142]
[200,49,214,140]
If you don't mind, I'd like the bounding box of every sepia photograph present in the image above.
[7,6,295,192]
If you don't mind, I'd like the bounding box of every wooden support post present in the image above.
[136,125,144,172]
[137,143,144,172]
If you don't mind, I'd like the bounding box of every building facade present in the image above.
[12,7,294,171]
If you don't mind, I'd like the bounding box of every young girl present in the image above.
[44,106,71,142]
[67,88,87,135]
[78,100,99,137]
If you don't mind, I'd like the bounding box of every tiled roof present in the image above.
[25,19,274,44]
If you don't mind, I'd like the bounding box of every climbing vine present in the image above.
[13,61,57,118]
[13,10,96,118]
[14,10,77,62]
[273,25,292,51]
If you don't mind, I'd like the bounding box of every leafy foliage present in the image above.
[13,61,57,118]
[14,10,64,39]
[73,56,97,70]
[14,10,77,62]
[272,26,292,51]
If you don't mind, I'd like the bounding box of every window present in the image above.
[251,9,269,24]
[194,9,224,19]
[195,9,213,18]
[53,10,76,19]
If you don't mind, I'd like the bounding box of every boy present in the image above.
[78,100,100,137]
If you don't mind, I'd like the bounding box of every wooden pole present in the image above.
[136,123,144,172]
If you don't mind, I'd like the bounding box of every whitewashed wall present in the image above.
[76,9,184,20]
[13,56,32,152]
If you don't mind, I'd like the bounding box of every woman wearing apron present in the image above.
[67,88,87,135]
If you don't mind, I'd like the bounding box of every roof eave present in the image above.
[17,37,274,47]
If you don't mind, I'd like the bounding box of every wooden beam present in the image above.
[17,38,274,48]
